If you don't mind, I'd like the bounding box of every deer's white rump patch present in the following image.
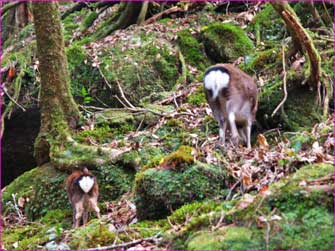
[204,70,230,99]
[79,176,94,193]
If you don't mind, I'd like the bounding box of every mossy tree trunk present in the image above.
[32,2,80,165]
[96,2,143,39]
[271,1,330,117]
[271,1,321,88]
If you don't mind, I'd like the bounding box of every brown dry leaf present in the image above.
[259,185,268,194]
[242,175,252,187]
[257,134,269,149]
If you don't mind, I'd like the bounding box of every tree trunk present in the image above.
[2,2,33,44]
[96,2,143,39]
[32,2,80,165]
[271,1,321,88]
[137,1,149,25]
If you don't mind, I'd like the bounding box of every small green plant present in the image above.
[80,86,93,104]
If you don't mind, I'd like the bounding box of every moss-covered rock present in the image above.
[65,43,103,105]
[97,32,179,107]
[166,163,334,250]
[177,29,209,70]
[248,3,285,42]
[243,47,282,74]
[187,227,262,250]
[201,22,254,63]
[134,146,227,219]
[2,165,68,219]
[257,82,322,130]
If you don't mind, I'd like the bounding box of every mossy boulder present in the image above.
[187,227,262,250]
[243,47,282,74]
[167,163,334,250]
[2,165,68,219]
[177,29,209,70]
[248,3,284,42]
[134,146,226,220]
[65,43,104,105]
[2,163,135,220]
[257,83,322,130]
[201,22,254,63]
[97,32,179,107]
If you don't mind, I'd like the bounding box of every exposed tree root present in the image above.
[51,139,131,171]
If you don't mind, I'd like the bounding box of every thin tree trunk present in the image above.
[137,1,149,25]
[32,2,80,165]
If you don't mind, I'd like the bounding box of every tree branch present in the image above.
[272,45,288,117]
[86,233,161,251]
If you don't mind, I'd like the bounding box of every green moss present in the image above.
[81,11,98,31]
[169,200,228,225]
[269,207,333,250]
[248,3,284,41]
[201,22,254,62]
[98,34,179,106]
[2,224,49,250]
[187,227,263,250]
[69,220,116,249]
[96,164,135,202]
[167,163,334,250]
[65,43,102,104]
[40,209,72,228]
[2,165,68,219]
[62,8,90,42]
[75,126,114,144]
[177,29,209,70]
[243,47,281,74]
[160,145,194,171]
[134,163,226,220]
[187,85,207,105]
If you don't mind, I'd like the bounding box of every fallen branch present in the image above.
[271,45,288,117]
[86,233,161,251]
[144,6,183,25]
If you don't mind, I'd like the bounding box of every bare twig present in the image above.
[173,93,179,108]
[225,180,241,201]
[271,45,287,117]
[211,210,225,231]
[11,194,23,220]
[86,233,161,250]
[1,86,26,112]
[115,79,136,109]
